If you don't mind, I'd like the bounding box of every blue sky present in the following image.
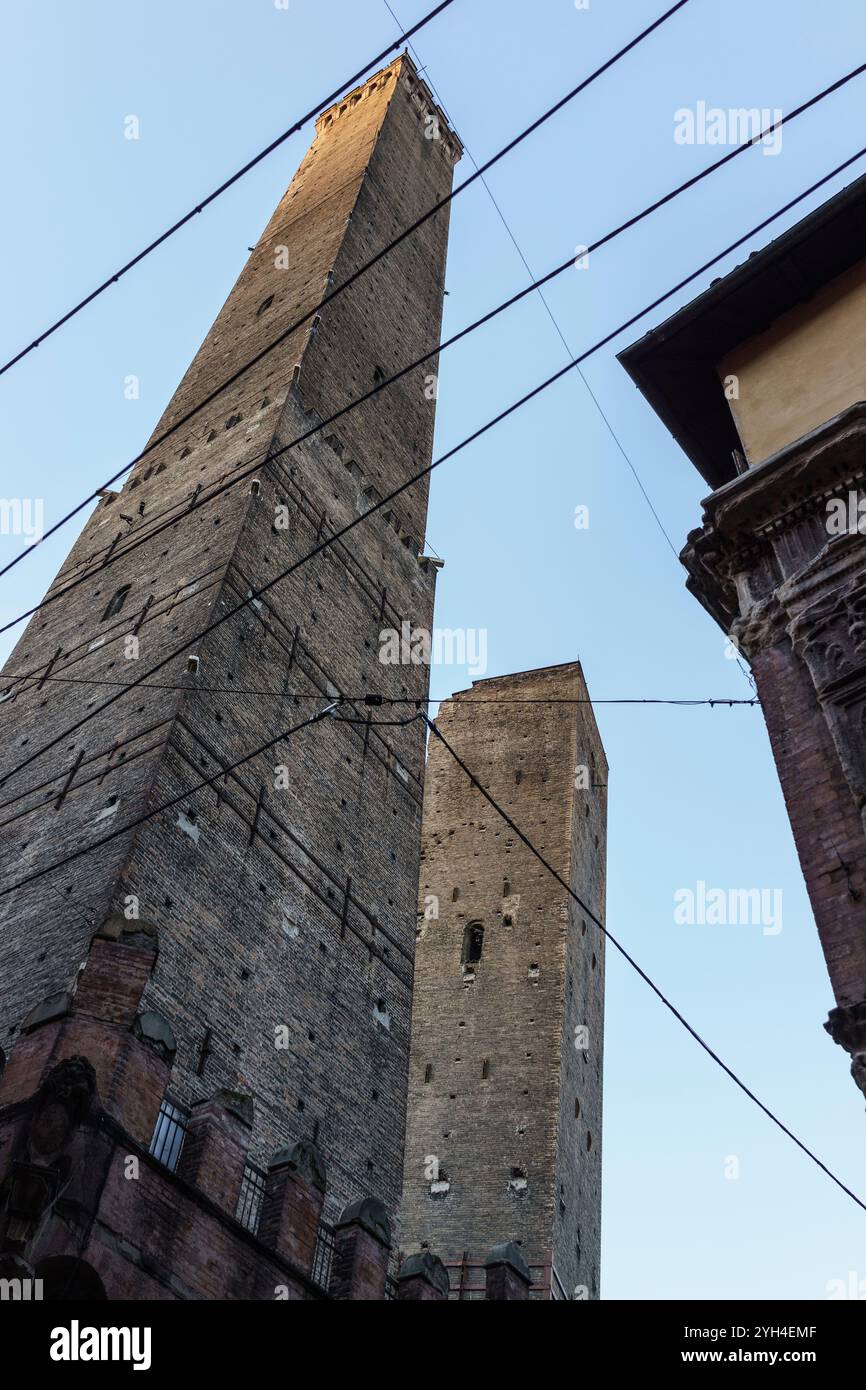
[3,0,866,1300]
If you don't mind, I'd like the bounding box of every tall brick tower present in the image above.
[401,664,608,1300]
[619,172,866,1108]
[0,54,462,1300]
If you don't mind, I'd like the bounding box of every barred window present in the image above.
[236,1164,267,1234]
[311,1222,335,1291]
[149,1098,188,1172]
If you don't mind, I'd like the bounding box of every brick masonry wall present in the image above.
[401,663,607,1299]
[0,53,459,1250]
[752,636,866,1005]
[678,412,866,1093]
[0,1097,324,1301]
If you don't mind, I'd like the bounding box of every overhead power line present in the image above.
[4,125,865,650]
[0,670,760,705]
[5,667,856,1214]
[424,714,866,1217]
[0,0,458,381]
[382,0,681,561]
[0,702,424,898]
[0,0,695,583]
[4,143,865,791]
[381,0,754,704]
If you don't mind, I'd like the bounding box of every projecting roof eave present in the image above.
[617,168,866,490]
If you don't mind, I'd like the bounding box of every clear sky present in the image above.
[3,0,866,1300]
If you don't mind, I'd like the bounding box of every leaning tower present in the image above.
[0,54,461,1299]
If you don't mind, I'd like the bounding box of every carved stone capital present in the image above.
[30,1056,96,1158]
[729,595,787,661]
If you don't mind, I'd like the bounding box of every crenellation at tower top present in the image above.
[314,51,463,167]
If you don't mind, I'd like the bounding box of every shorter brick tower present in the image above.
[619,171,866,1105]
[401,664,607,1300]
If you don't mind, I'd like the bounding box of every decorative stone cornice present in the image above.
[702,401,866,542]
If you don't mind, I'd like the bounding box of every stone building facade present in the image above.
[0,54,473,1300]
[401,664,607,1299]
[619,171,866,1104]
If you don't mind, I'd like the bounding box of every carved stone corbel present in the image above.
[825,1002,866,1103]
[0,1055,97,1254]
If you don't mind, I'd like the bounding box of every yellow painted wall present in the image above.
[719,258,866,465]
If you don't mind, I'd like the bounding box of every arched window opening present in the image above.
[102,585,131,621]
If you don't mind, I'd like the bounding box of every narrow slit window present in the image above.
[102,585,131,621]
[461,922,484,965]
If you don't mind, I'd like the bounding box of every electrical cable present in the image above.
[0,670,760,705]
[7,143,865,789]
[425,713,866,1217]
[0,0,696,581]
[0,703,422,896]
[4,133,865,647]
[0,0,458,380]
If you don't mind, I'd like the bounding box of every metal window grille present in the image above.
[236,1163,267,1234]
[149,1098,188,1172]
[311,1222,336,1291]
